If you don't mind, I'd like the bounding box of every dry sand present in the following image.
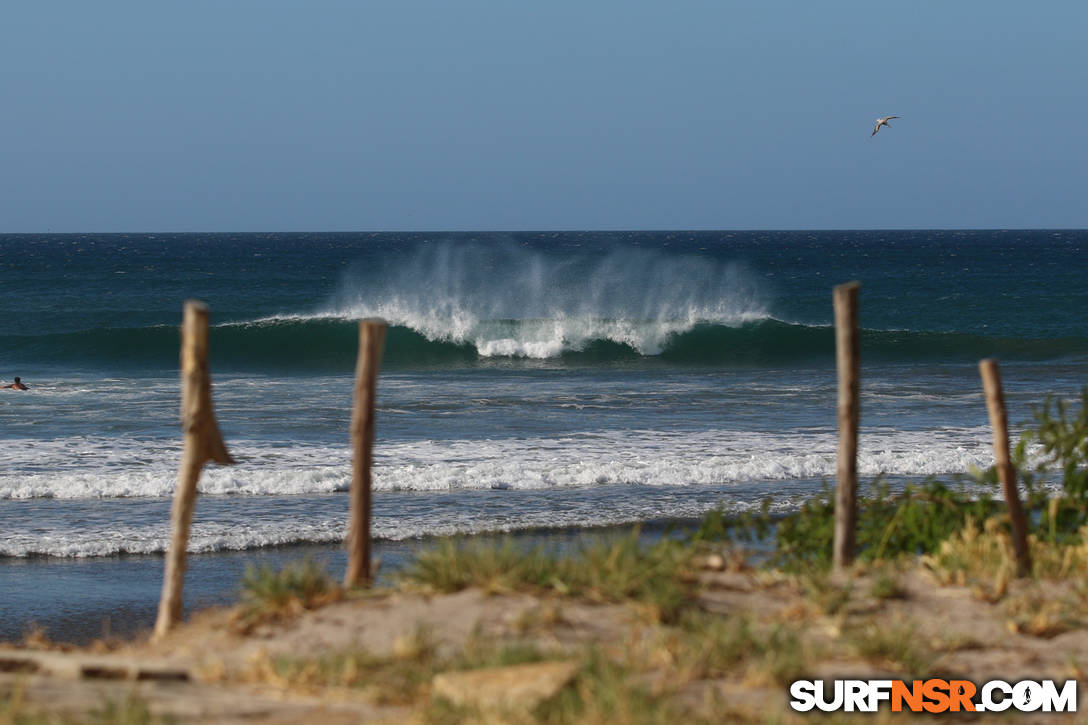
[3,561,1088,723]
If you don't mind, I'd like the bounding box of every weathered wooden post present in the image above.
[833,282,861,572]
[154,301,234,641]
[979,359,1032,578]
[344,318,387,588]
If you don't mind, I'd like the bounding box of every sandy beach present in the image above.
[5,0,1087,716]
[4,545,1087,723]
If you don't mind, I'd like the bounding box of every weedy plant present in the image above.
[249,627,443,705]
[715,479,1000,573]
[664,611,810,686]
[401,538,561,594]
[705,388,1088,574]
[798,571,853,616]
[400,530,699,623]
[1003,588,1084,638]
[234,557,342,631]
[867,566,908,601]
[847,619,934,678]
[1008,387,1088,541]
[0,690,169,725]
[529,649,683,725]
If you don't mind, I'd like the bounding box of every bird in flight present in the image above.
[871,116,900,136]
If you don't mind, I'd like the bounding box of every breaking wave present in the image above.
[4,241,1085,370]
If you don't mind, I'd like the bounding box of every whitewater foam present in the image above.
[0,426,1017,501]
[2,487,801,558]
[311,241,771,358]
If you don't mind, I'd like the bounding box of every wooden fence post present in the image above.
[979,359,1032,578]
[153,301,234,641]
[833,282,861,572]
[345,319,387,588]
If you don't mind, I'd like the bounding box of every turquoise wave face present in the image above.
[5,318,1087,372]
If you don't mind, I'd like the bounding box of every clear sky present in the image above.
[2,1,1085,232]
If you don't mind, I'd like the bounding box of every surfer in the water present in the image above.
[2,376,29,390]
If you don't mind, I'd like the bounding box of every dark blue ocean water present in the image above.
[1,230,1086,641]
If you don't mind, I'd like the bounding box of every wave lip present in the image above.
[317,239,771,360]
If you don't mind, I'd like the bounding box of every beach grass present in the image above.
[233,557,343,632]
[0,689,167,725]
[398,528,700,623]
[663,610,811,686]
[847,619,935,678]
[245,626,559,708]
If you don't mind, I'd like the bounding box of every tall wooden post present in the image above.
[979,359,1032,578]
[345,319,387,588]
[833,282,861,572]
[154,301,234,641]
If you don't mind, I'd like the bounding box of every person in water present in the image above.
[2,376,28,390]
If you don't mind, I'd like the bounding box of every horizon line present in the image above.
[2,227,1086,236]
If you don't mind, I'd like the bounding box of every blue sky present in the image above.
[1,1,1085,232]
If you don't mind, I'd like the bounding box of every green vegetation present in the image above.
[231,587,822,724]
[665,611,810,686]
[868,565,908,600]
[1013,388,1088,540]
[529,651,683,725]
[249,621,804,725]
[87,697,167,725]
[253,627,428,704]
[905,388,1088,592]
[247,625,553,706]
[797,571,853,615]
[399,530,698,623]
[0,691,169,725]
[847,619,934,677]
[756,479,1001,572]
[709,387,1088,572]
[234,557,342,631]
[425,649,692,725]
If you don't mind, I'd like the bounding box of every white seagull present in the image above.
[871,116,900,136]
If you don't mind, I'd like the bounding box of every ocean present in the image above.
[2,230,1086,642]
